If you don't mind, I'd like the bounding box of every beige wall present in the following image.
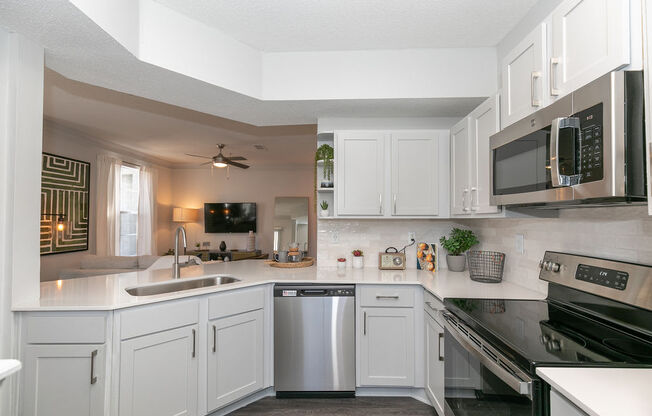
[40,121,173,281]
[169,166,315,258]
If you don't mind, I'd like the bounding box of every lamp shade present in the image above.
[172,207,199,222]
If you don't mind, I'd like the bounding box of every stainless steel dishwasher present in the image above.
[274,284,355,397]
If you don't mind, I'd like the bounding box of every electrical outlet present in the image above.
[515,234,525,254]
[408,232,416,242]
[331,231,339,244]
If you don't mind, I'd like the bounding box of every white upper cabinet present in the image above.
[391,132,442,216]
[469,95,501,214]
[451,118,471,215]
[336,131,386,216]
[551,0,630,98]
[501,23,547,128]
[335,130,449,217]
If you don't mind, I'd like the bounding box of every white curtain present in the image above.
[96,155,121,256]
[137,165,157,256]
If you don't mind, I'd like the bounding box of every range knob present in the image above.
[547,262,561,273]
[551,340,561,351]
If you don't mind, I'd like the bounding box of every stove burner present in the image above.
[602,338,652,359]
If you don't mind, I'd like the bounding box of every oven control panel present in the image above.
[575,264,629,291]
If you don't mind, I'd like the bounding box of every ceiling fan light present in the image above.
[213,161,228,168]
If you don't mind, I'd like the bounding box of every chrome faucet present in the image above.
[173,225,187,279]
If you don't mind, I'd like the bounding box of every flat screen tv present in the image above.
[204,203,257,233]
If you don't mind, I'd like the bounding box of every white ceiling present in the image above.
[44,69,317,168]
[155,0,538,52]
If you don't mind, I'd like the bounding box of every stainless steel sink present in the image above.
[125,276,240,296]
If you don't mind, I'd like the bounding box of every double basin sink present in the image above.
[126,276,240,296]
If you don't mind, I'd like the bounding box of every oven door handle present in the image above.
[550,116,582,188]
[443,314,533,399]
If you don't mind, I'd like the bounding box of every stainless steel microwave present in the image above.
[490,71,647,208]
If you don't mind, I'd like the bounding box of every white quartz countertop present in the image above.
[13,260,546,311]
[0,360,21,381]
[537,367,652,416]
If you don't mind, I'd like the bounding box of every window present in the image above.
[119,165,139,256]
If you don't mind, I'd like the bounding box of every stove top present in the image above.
[444,297,652,373]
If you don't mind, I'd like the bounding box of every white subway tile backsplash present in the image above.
[317,206,652,294]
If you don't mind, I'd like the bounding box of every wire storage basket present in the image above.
[467,251,506,283]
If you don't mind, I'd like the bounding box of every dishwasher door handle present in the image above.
[302,289,328,295]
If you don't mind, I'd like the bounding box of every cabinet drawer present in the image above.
[24,313,107,344]
[208,286,265,320]
[359,285,415,308]
[120,298,199,340]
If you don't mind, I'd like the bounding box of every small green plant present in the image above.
[320,200,329,210]
[439,228,479,256]
[315,144,334,181]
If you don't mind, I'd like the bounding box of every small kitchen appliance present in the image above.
[378,247,406,270]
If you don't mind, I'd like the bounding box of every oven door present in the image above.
[443,312,544,416]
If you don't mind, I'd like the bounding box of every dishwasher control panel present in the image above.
[274,285,355,297]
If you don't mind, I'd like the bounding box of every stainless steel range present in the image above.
[443,251,652,416]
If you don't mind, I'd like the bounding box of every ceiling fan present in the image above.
[185,144,250,169]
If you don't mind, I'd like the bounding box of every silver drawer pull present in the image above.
[376,295,399,299]
[212,325,217,353]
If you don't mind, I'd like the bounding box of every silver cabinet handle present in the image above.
[393,194,397,215]
[212,325,217,353]
[363,311,367,335]
[470,187,478,211]
[438,333,444,361]
[550,57,560,96]
[90,349,98,385]
[376,295,399,299]
[379,193,383,214]
[462,189,470,212]
[531,71,541,107]
[192,329,196,358]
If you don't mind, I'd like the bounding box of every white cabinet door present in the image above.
[119,325,198,416]
[359,307,414,386]
[207,309,264,412]
[501,23,547,128]
[551,0,630,98]
[469,94,501,214]
[336,131,386,215]
[450,118,471,215]
[391,132,439,216]
[425,314,445,416]
[22,344,105,416]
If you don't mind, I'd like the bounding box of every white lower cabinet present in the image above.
[359,307,415,386]
[119,325,199,416]
[207,309,264,412]
[425,312,445,416]
[22,344,106,416]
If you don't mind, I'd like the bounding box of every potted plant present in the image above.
[320,200,329,217]
[315,144,334,188]
[439,228,479,272]
[351,249,364,269]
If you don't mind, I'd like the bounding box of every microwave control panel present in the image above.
[575,103,604,183]
[575,264,628,290]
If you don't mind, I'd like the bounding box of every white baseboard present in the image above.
[208,387,275,416]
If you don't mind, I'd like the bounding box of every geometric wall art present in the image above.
[40,153,90,255]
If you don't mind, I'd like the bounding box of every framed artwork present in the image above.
[40,153,90,255]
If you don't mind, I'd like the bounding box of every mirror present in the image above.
[273,197,309,253]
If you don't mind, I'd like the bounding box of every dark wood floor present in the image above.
[230,397,437,415]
